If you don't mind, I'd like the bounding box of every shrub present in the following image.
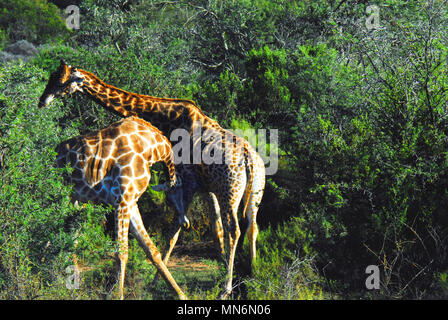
[0,61,76,298]
[244,217,324,300]
[0,61,114,299]
[0,0,69,45]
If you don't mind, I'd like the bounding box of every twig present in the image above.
[399,260,434,296]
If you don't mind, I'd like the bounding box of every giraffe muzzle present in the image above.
[38,94,55,108]
[178,215,190,230]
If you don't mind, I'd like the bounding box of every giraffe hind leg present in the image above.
[244,187,264,265]
[217,189,245,300]
[115,202,131,300]
[246,160,265,268]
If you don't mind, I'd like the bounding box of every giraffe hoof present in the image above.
[180,218,190,230]
[179,293,188,300]
[218,289,231,300]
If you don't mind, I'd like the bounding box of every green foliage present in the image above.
[196,1,448,298]
[0,0,69,45]
[2,0,448,300]
[0,61,115,299]
[245,217,324,300]
[437,272,448,297]
[0,28,7,51]
[0,62,76,298]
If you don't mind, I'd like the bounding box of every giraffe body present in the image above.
[40,60,266,299]
[152,139,265,289]
[56,116,186,299]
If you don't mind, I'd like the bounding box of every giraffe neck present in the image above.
[77,69,221,137]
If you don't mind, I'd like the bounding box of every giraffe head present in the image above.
[152,179,190,230]
[38,59,85,108]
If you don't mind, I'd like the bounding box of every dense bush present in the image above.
[0,62,80,298]
[1,0,448,299]
[0,0,69,46]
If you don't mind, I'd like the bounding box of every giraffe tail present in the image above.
[164,151,178,188]
[242,144,254,220]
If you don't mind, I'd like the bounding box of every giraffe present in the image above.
[151,152,265,287]
[39,59,266,299]
[54,115,188,300]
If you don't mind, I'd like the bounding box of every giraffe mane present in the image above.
[78,68,212,120]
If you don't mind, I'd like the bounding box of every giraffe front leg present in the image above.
[115,203,130,300]
[129,204,186,300]
[209,192,225,256]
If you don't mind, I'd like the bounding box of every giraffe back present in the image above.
[55,116,176,205]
